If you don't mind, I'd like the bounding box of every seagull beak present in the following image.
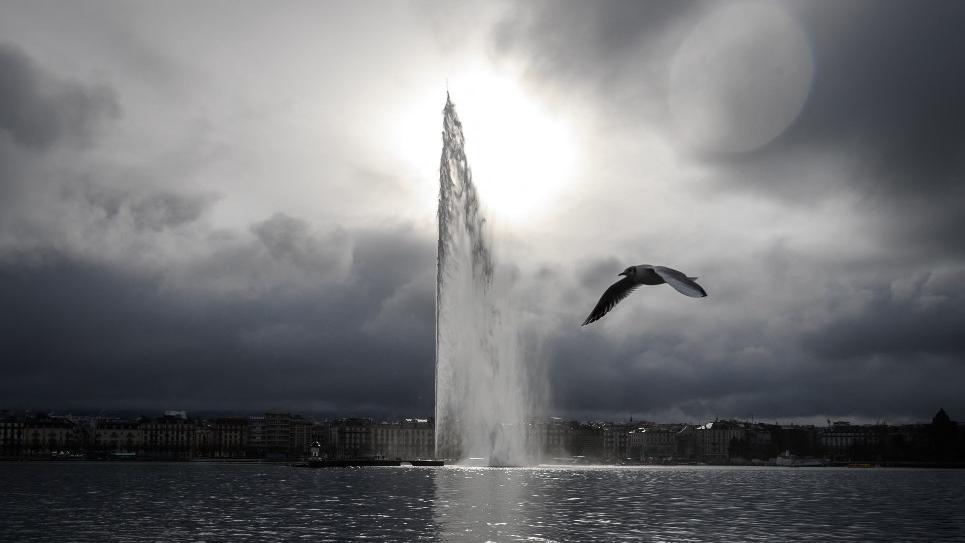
[618,271,627,277]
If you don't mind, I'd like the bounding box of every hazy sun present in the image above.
[453,72,579,225]
[393,68,580,227]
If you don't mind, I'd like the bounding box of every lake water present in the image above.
[1,463,963,542]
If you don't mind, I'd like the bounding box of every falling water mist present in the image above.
[435,95,533,466]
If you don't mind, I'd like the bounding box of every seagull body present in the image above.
[582,264,707,326]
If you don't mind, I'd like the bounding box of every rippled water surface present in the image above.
[2,463,964,542]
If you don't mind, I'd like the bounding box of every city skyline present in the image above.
[1,404,958,430]
[2,1,965,423]
[2,406,960,465]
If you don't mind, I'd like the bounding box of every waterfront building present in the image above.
[140,413,197,460]
[329,418,374,458]
[194,422,213,457]
[624,421,656,459]
[820,421,882,461]
[881,424,924,461]
[209,417,247,458]
[675,425,697,459]
[263,412,292,459]
[632,426,680,461]
[310,422,330,452]
[695,420,746,461]
[92,420,142,454]
[0,414,24,457]
[246,415,265,457]
[928,408,958,459]
[290,415,313,458]
[602,423,636,461]
[567,423,604,459]
[371,418,434,460]
[0,407,957,464]
[23,416,77,456]
[742,424,776,459]
[527,418,569,461]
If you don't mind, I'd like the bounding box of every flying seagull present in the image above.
[582,264,707,326]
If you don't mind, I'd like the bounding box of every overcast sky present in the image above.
[1,1,963,424]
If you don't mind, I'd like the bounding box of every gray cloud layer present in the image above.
[0,226,435,415]
[0,43,118,150]
[495,0,965,421]
[1,1,963,423]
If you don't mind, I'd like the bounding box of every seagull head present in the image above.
[619,266,635,277]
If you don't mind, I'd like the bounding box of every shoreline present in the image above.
[2,458,963,469]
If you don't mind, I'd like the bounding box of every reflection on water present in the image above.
[433,465,965,541]
[2,463,964,542]
[433,467,529,541]
[1,463,439,542]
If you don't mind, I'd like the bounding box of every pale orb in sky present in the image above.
[669,2,814,154]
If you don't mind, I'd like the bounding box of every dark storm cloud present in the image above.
[0,43,433,413]
[521,240,965,422]
[548,312,965,422]
[577,256,622,290]
[783,2,965,185]
[0,42,119,150]
[0,42,125,238]
[550,309,770,411]
[495,2,965,234]
[74,182,215,231]
[819,3,965,252]
[493,0,697,87]
[726,2,965,253]
[0,224,436,415]
[130,191,214,231]
[805,269,965,360]
[251,213,351,273]
[2,1,963,425]
[487,0,965,422]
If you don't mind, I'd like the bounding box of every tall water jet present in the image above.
[435,95,530,466]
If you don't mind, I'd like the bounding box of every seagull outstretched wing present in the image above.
[654,266,707,298]
[582,277,640,326]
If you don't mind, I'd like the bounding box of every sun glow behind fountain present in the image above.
[435,94,532,466]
